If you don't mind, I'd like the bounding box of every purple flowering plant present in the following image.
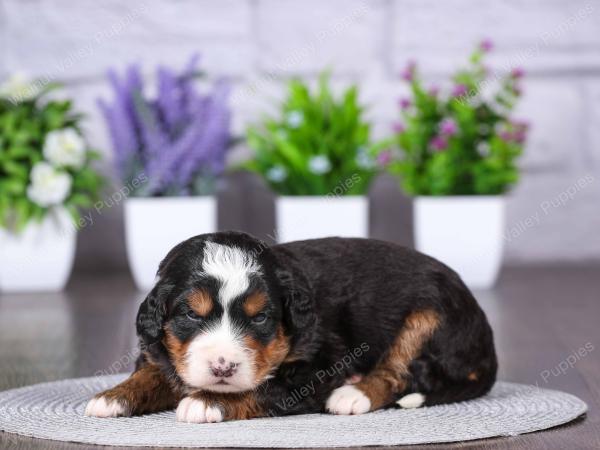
[99,56,231,196]
[385,40,528,195]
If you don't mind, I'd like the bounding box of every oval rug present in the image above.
[0,374,587,448]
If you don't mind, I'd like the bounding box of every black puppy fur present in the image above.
[88,231,497,420]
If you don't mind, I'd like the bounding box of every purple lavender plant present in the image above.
[99,56,231,196]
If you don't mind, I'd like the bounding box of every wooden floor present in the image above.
[0,265,599,449]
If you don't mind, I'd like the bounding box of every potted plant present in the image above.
[245,73,379,242]
[384,40,528,288]
[99,56,231,291]
[0,74,103,292]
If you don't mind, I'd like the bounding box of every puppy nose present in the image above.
[210,357,239,378]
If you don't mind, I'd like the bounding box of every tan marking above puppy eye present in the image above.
[243,292,268,316]
[187,290,213,317]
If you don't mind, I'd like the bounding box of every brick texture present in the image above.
[3,0,254,79]
[256,0,385,75]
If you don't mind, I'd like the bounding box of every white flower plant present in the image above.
[0,74,103,232]
[244,73,381,196]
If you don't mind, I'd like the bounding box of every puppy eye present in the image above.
[251,312,268,325]
[186,311,204,322]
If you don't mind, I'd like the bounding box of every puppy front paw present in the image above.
[176,397,224,423]
[85,396,129,418]
[326,385,371,415]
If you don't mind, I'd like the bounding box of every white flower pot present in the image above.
[414,196,505,290]
[125,197,216,291]
[276,196,368,243]
[0,208,76,292]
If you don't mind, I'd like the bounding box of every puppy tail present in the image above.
[414,377,494,407]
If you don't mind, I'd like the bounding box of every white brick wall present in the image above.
[391,0,600,74]
[2,0,255,79]
[586,80,600,166]
[2,0,599,267]
[506,171,600,262]
[514,80,586,171]
[256,0,385,74]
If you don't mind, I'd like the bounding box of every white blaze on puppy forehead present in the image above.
[201,241,261,305]
[181,242,261,393]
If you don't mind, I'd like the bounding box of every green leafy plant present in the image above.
[244,73,380,196]
[0,75,103,232]
[384,39,528,196]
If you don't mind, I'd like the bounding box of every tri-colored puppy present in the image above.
[85,231,497,422]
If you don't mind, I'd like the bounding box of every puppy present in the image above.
[85,231,497,422]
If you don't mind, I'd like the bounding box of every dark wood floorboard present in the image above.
[0,265,599,449]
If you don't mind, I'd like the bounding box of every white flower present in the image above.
[266,165,288,183]
[0,72,39,102]
[27,162,72,207]
[355,147,375,169]
[286,110,304,129]
[477,141,491,157]
[308,155,331,175]
[43,128,87,169]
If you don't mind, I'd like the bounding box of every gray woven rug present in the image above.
[0,374,587,447]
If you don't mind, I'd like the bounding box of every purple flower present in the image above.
[97,66,145,180]
[392,122,405,134]
[511,67,525,79]
[514,131,527,144]
[439,118,458,136]
[99,56,231,196]
[480,38,494,53]
[511,119,530,130]
[452,84,468,98]
[428,85,440,97]
[377,150,393,166]
[400,60,416,81]
[499,121,528,144]
[510,120,529,143]
[399,98,412,110]
[513,84,523,96]
[430,135,448,151]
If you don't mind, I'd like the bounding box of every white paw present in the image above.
[176,397,223,423]
[326,385,371,415]
[84,396,127,418]
[396,392,425,409]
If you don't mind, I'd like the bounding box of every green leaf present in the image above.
[2,159,29,179]
[0,178,27,195]
[244,70,379,195]
[65,204,81,224]
[14,198,32,231]
[68,193,93,208]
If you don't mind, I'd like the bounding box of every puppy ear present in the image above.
[136,282,172,366]
[136,236,200,366]
[276,268,319,361]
